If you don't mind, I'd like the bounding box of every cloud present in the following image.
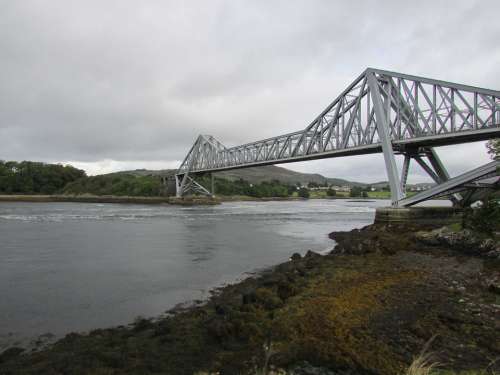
[0,0,498,180]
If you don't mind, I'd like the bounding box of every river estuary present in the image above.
[1,199,394,348]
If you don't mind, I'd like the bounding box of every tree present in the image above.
[298,187,310,199]
[486,138,499,160]
[326,188,336,197]
[0,161,86,195]
[63,173,162,196]
[463,197,500,235]
[195,176,294,198]
[349,186,363,197]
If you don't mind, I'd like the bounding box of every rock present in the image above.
[486,249,500,259]
[290,253,302,261]
[415,230,440,245]
[415,226,499,258]
[479,238,496,252]
[305,250,321,258]
[288,362,339,375]
[486,278,500,295]
[0,347,24,364]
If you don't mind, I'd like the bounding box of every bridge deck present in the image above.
[184,127,500,175]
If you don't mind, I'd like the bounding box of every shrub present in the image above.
[298,187,310,199]
[350,186,363,197]
[463,197,500,235]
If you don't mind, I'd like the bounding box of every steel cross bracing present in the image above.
[397,160,499,207]
[176,68,500,205]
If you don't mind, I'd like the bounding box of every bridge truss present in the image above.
[176,68,500,206]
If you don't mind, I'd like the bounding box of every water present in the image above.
[0,199,389,348]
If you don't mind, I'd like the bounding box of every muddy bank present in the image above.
[1,223,499,374]
[0,194,220,205]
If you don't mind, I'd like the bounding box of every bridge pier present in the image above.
[175,174,183,198]
[210,173,215,196]
[175,172,213,198]
[375,206,463,226]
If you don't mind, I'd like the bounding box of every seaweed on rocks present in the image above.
[1,224,499,375]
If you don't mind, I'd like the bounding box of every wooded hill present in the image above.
[121,165,368,187]
[0,161,86,194]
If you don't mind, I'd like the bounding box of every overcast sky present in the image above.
[1,0,499,183]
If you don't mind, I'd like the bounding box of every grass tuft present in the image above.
[406,335,439,375]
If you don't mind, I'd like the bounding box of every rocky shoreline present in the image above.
[1,223,499,374]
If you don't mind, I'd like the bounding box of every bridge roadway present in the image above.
[176,68,500,206]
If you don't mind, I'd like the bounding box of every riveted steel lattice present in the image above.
[177,68,500,205]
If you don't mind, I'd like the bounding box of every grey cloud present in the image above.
[0,0,498,178]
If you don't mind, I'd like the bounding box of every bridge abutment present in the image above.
[374,206,463,226]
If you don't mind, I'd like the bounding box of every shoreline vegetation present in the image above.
[1,221,499,374]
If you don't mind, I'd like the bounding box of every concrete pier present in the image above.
[375,206,463,225]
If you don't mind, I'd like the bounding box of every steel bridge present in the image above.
[176,68,500,206]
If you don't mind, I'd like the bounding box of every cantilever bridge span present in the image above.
[176,68,500,206]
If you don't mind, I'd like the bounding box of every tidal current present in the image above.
[1,199,394,348]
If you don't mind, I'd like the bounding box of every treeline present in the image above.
[65,174,303,198]
[198,176,297,198]
[349,186,369,198]
[63,174,163,196]
[0,161,86,194]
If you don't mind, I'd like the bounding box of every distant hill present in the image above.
[114,169,176,177]
[114,165,367,187]
[113,166,435,191]
[213,165,367,187]
[110,165,434,191]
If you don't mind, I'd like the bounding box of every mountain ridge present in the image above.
[112,165,369,187]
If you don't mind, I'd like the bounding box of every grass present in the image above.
[307,190,348,198]
[447,222,463,232]
[406,352,439,375]
[404,336,498,375]
[367,190,391,199]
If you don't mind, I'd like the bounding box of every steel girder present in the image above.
[398,160,499,207]
[176,68,500,204]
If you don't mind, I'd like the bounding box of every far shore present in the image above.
[0,194,382,205]
[0,194,219,205]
